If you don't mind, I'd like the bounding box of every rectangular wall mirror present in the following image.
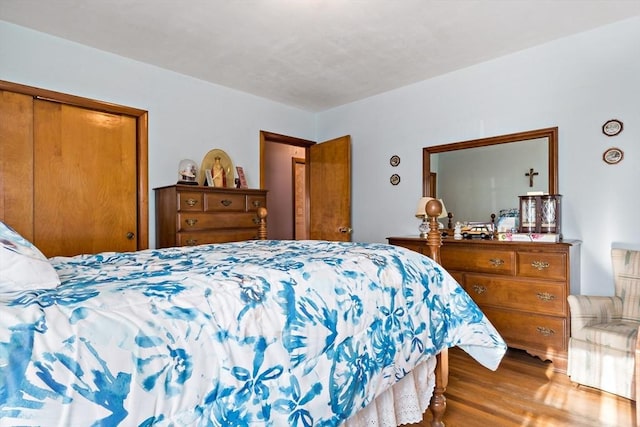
[423,127,558,225]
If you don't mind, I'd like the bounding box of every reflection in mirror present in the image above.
[423,127,558,225]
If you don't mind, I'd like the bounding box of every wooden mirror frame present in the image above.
[422,127,558,197]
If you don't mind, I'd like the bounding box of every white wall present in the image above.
[316,17,640,296]
[2,17,639,295]
[0,21,316,248]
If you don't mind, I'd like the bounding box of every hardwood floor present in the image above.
[416,347,636,427]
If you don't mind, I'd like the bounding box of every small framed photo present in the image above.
[603,147,624,165]
[602,119,623,137]
[235,166,248,188]
[204,169,214,186]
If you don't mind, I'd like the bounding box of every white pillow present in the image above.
[0,221,60,292]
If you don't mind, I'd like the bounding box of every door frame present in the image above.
[292,157,307,240]
[260,131,315,239]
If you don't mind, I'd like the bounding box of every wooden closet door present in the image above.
[0,90,34,240]
[33,99,138,256]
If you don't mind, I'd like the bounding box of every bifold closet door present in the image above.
[33,99,138,257]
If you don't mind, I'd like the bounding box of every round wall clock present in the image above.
[602,119,623,137]
[603,147,624,165]
[389,155,400,167]
[390,174,400,185]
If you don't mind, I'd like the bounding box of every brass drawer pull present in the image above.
[252,217,260,224]
[531,260,550,270]
[489,258,504,267]
[536,292,556,302]
[186,239,198,246]
[252,200,263,207]
[536,326,555,336]
[220,199,232,207]
[185,218,198,227]
[472,284,487,294]
[185,198,198,207]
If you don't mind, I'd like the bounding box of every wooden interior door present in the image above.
[33,100,139,256]
[309,135,352,241]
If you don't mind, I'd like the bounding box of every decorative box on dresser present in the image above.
[387,236,580,372]
[155,185,267,248]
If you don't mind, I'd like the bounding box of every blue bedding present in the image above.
[0,240,505,426]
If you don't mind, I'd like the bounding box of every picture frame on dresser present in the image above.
[204,169,214,187]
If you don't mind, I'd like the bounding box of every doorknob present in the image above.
[126,232,135,240]
[338,226,353,234]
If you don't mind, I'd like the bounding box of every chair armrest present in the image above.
[636,325,640,405]
[567,295,623,338]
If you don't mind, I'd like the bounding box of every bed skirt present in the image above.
[345,356,437,426]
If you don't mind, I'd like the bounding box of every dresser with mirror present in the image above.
[389,127,580,372]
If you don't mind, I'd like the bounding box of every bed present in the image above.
[0,204,506,426]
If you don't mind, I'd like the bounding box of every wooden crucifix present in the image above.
[525,168,539,187]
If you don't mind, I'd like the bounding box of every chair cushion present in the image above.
[580,320,639,351]
[568,337,635,399]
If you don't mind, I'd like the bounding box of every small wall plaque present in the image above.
[602,119,623,137]
[603,147,624,165]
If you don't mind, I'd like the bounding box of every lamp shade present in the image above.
[438,200,448,220]
[415,197,447,219]
[415,197,434,218]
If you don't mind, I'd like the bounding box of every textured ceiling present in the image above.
[1,0,640,111]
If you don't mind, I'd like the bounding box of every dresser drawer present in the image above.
[391,240,428,256]
[482,307,566,351]
[204,193,247,212]
[441,246,515,275]
[517,251,567,280]
[448,270,465,285]
[177,212,259,231]
[464,274,567,316]
[177,229,259,246]
[177,192,204,211]
[247,195,267,210]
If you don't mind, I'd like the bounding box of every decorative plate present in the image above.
[390,174,400,185]
[389,155,400,167]
[198,149,235,187]
[602,119,623,137]
[603,147,624,165]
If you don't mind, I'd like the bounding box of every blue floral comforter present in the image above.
[0,240,506,426]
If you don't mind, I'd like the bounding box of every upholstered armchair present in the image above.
[567,248,640,400]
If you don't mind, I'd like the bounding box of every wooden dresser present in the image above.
[155,185,267,248]
[387,236,580,372]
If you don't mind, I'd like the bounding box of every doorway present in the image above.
[260,131,314,240]
[260,131,352,241]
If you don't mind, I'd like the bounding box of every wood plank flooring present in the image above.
[415,347,636,427]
